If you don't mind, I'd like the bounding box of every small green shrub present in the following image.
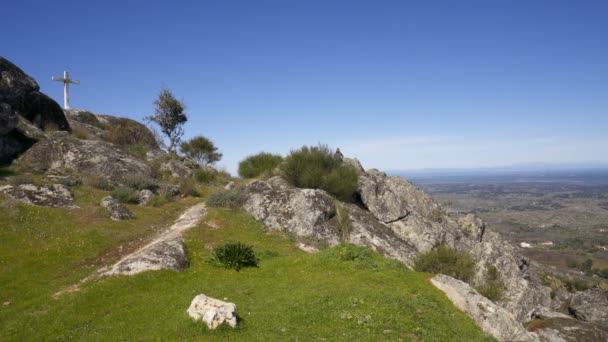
[178,177,200,197]
[9,175,33,186]
[335,201,352,242]
[84,175,113,191]
[238,152,283,178]
[126,144,148,160]
[413,245,475,282]
[280,144,358,202]
[325,244,374,262]
[193,168,216,184]
[148,194,171,207]
[476,265,505,301]
[106,118,158,148]
[209,242,258,271]
[110,186,139,204]
[206,186,248,209]
[120,174,158,191]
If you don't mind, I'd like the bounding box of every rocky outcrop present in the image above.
[15,131,153,183]
[106,237,189,275]
[187,294,238,329]
[137,189,154,205]
[0,183,76,208]
[357,169,440,223]
[0,57,70,163]
[568,289,608,323]
[267,176,292,190]
[100,196,134,220]
[243,181,340,246]
[160,159,195,178]
[531,317,608,342]
[430,274,535,342]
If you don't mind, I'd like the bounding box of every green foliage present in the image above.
[120,174,157,191]
[180,136,222,167]
[476,265,505,302]
[238,152,283,178]
[110,186,139,204]
[178,177,200,197]
[335,201,352,242]
[280,144,359,202]
[324,244,374,263]
[147,193,172,207]
[83,175,113,191]
[106,118,158,149]
[193,168,217,184]
[9,174,33,186]
[578,258,593,273]
[146,88,187,153]
[413,245,475,282]
[209,242,259,271]
[206,186,248,209]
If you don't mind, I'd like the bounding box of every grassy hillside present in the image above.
[0,186,493,341]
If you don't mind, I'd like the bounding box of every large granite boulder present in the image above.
[0,183,76,208]
[15,131,153,183]
[568,289,608,323]
[0,57,70,163]
[105,237,189,275]
[100,196,134,220]
[430,274,535,342]
[243,180,340,245]
[187,294,238,329]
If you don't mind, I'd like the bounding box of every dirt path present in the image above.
[53,203,207,298]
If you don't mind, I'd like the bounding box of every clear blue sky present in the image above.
[4,0,608,174]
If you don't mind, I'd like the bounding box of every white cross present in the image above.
[51,70,80,110]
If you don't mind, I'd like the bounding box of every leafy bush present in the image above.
[106,118,158,148]
[83,175,113,191]
[148,193,171,207]
[325,244,374,262]
[280,145,358,202]
[476,265,505,302]
[178,177,200,197]
[206,186,248,209]
[238,152,283,178]
[193,168,217,184]
[180,136,222,167]
[110,186,139,204]
[413,245,475,282]
[209,242,258,271]
[9,175,33,186]
[120,174,158,191]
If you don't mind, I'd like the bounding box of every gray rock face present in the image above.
[137,189,154,206]
[0,183,75,208]
[100,196,134,220]
[266,176,292,190]
[0,103,17,135]
[16,132,153,183]
[568,289,608,323]
[430,274,535,342]
[342,157,365,175]
[187,294,238,329]
[108,237,189,275]
[0,57,70,163]
[160,159,194,178]
[532,317,608,342]
[243,180,340,245]
[358,170,440,223]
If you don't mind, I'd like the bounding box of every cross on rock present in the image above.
[51,70,80,109]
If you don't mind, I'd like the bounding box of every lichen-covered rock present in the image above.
[159,184,181,199]
[568,289,608,323]
[266,176,292,190]
[430,274,535,342]
[0,183,76,208]
[160,159,195,178]
[100,196,134,220]
[357,170,440,223]
[243,180,339,245]
[187,294,237,329]
[137,189,154,206]
[342,157,365,175]
[531,317,608,342]
[15,131,153,183]
[106,237,189,275]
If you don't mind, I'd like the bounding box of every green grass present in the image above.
[0,187,493,341]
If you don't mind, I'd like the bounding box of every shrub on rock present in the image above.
[206,186,248,209]
[280,144,358,202]
[110,186,139,204]
[238,152,283,178]
[413,245,475,282]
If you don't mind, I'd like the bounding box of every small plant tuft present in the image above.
[335,201,352,242]
[84,175,113,191]
[110,186,139,204]
[9,175,33,186]
[193,168,217,184]
[178,177,200,197]
[476,264,505,302]
[209,242,258,271]
[413,245,475,282]
[120,174,158,191]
